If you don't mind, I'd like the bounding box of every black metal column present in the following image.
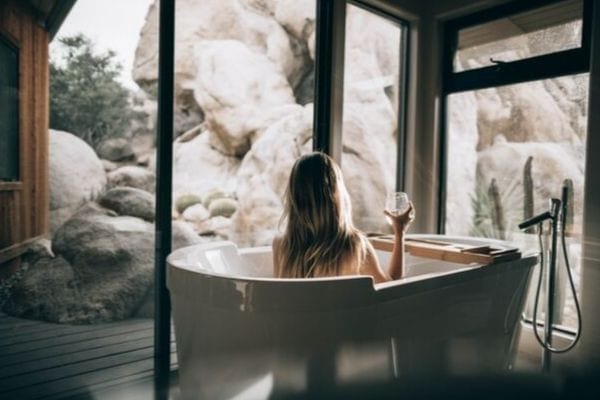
[154,0,175,398]
[313,0,345,161]
[313,0,334,154]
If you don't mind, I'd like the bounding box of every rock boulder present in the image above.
[3,203,201,323]
[192,39,296,156]
[50,130,106,233]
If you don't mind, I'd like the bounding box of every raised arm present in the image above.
[384,202,415,280]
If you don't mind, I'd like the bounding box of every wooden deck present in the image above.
[0,312,177,399]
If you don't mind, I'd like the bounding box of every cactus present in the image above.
[202,189,228,208]
[562,178,574,236]
[523,156,535,233]
[175,194,202,214]
[488,178,506,240]
[208,198,238,218]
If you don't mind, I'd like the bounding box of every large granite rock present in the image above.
[125,0,588,249]
[52,204,156,286]
[445,91,479,235]
[272,0,315,43]
[49,130,107,234]
[172,132,240,200]
[230,100,397,245]
[231,105,314,246]
[133,0,307,134]
[344,4,401,88]
[475,81,579,150]
[192,39,296,156]
[340,102,397,232]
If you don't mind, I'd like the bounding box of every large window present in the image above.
[341,1,409,233]
[443,0,591,330]
[453,0,584,72]
[0,35,19,182]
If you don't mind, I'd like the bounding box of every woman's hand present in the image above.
[384,202,415,234]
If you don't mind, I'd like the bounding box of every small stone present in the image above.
[97,138,135,162]
[182,203,210,223]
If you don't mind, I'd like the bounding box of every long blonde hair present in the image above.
[277,152,366,278]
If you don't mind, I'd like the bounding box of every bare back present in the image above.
[272,235,390,283]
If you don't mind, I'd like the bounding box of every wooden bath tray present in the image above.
[368,235,521,265]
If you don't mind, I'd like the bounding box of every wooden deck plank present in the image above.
[3,357,179,400]
[0,318,44,331]
[0,321,104,346]
[0,320,82,341]
[0,319,152,355]
[0,336,155,378]
[2,359,153,400]
[0,312,179,399]
[0,347,157,392]
[43,369,155,400]
[0,328,154,368]
[2,341,176,382]
[45,364,179,400]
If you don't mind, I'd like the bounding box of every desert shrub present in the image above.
[202,189,228,208]
[209,198,237,218]
[50,34,141,149]
[175,194,202,214]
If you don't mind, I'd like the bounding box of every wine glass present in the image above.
[385,192,409,224]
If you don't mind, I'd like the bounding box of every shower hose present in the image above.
[529,214,582,353]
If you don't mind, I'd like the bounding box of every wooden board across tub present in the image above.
[368,235,521,265]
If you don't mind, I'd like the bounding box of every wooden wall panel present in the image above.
[19,4,33,243]
[0,0,49,263]
[32,22,49,237]
[0,191,18,250]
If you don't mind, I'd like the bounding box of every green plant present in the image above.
[563,178,574,235]
[202,189,228,208]
[523,156,535,234]
[208,198,237,218]
[488,178,506,240]
[470,174,521,240]
[175,194,202,214]
[50,34,140,148]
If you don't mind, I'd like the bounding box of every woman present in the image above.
[272,152,414,282]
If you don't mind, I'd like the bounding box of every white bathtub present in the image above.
[167,235,537,399]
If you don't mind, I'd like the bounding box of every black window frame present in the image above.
[0,32,20,182]
[439,0,593,233]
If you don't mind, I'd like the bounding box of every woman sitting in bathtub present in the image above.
[272,152,414,282]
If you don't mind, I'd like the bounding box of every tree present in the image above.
[50,34,135,148]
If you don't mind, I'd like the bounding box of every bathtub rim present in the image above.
[166,234,534,285]
[167,238,538,311]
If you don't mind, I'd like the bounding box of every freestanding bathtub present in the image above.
[167,235,537,399]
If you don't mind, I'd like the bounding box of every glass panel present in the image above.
[445,73,589,329]
[341,3,405,233]
[171,0,316,248]
[0,37,19,181]
[454,0,583,72]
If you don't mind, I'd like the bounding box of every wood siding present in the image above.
[0,0,49,263]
